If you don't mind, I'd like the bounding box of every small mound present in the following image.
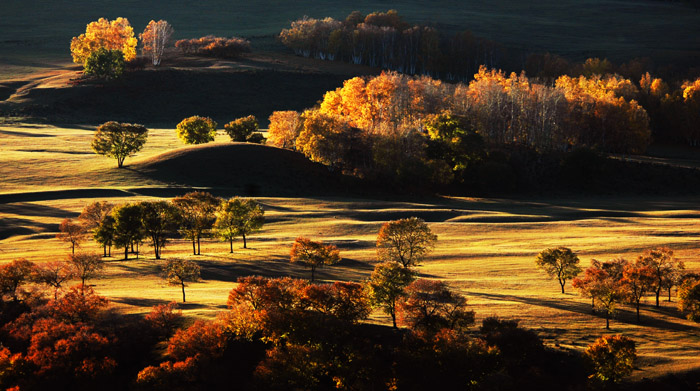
[134,143,363,197]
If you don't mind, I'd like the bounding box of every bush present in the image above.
[224,115,258,142]
[84,48,125,80]
[585,334,636,384]
[175,36,251,58]
[176,116,217,144]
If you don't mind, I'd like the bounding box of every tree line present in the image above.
[58,193,264,260]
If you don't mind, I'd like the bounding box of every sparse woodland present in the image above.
[2,8,700,391]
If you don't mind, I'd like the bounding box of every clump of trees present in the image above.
[279,10,501,80]
[572,248,687,328]
[175,36,251,58]
[214,198,265,251]
[91,121,148,167]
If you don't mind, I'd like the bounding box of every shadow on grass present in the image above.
[467,291,697,332]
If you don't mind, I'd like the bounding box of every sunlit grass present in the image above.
[1,123,700,380]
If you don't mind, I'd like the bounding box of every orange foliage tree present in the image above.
[56,218,86,255]
[267,111,301,149]
[290,237,341,281]
[70,17,137,65]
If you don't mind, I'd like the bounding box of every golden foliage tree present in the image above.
[70,17,137,65]
[290,237,341,282]
[267,111,301,149]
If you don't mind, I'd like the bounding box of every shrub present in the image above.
[84,48,125,80]
[175,116,217,144]
[175,36,251,58]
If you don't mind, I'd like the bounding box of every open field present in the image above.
[1,122,700,381]
[2,0,700,80]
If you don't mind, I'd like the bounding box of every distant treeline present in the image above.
[279,10,504,81]
[279,10,700,83]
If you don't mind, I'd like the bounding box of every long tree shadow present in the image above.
[467,291,697,332]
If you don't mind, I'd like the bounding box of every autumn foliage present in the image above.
[70,17,137,65]
[175,36,251,58]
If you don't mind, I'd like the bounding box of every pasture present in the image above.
[2,0,700,80]
[1,122,700,381]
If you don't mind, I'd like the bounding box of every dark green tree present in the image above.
[91,121,148,168]
[84,48,125,79]
[368,261,416,328]
[112,203,144,260]
[224,115,259,142]
[139,201,180,259]
[173,192,221,255]
[94,215,115,257]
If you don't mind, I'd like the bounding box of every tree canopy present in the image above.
[91,121,148,167]
[175,116,217,144]
[376,217,437,268]
[163,259,201,302]
[70,17,137,65]
[290,237,341,282]
[214,198,264,252]
[535,247,581,293]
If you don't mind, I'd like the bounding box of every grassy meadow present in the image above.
[1,122,700,380]
[2,0,700,80]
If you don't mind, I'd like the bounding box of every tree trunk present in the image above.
[636,301,640,322]
[230,239,233,253]
[124,245,129,260]
[192,239,196,255]
[606,312,610,329]
[560,279,565,294]
[391,302,397,328]
[243,234,247,249]
[181,282,186,302]
[668,287,672,302]
[72,243,75,255]
[197,236,201,255]
[655,288,661,307]
[103,245,107,257]
[136,242,139,259]
[108,245,111,257]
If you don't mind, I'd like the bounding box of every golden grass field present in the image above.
[1,122,700,381]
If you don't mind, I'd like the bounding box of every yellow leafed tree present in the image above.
[70,17,138,65]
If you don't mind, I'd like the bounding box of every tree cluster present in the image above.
[279,10,502,80]
[175,115,265,145]
[68,194,264,261]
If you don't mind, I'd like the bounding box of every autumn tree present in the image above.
[573,262,628,329]
[68,253,104,286]
[621,260,655,322]
[140,20,174,66]
[585,334,636,384]
[70,17,137,65]
[267,111,301,149]
[145,301,183,338]
[33,261,75,299]
[678,279,700,322]
[638,247,683,307]
[84,48,126,79]
[56,218,86,255]
[0,259,35,302]
[91,121,148,167]
[573,258,629,309]
[173,191,221,255]
[224,115,259,142]
[376,217,437,268]
[175,116,217,144]
[397,279,474,334]
[139,201,180,259]
[214,198,264,252]
[290,237,341,282]
[302,282,372,323]
[368,261,416,328]
[163,259,201,302]
[112,203,144,260]
[535,247,581,293]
